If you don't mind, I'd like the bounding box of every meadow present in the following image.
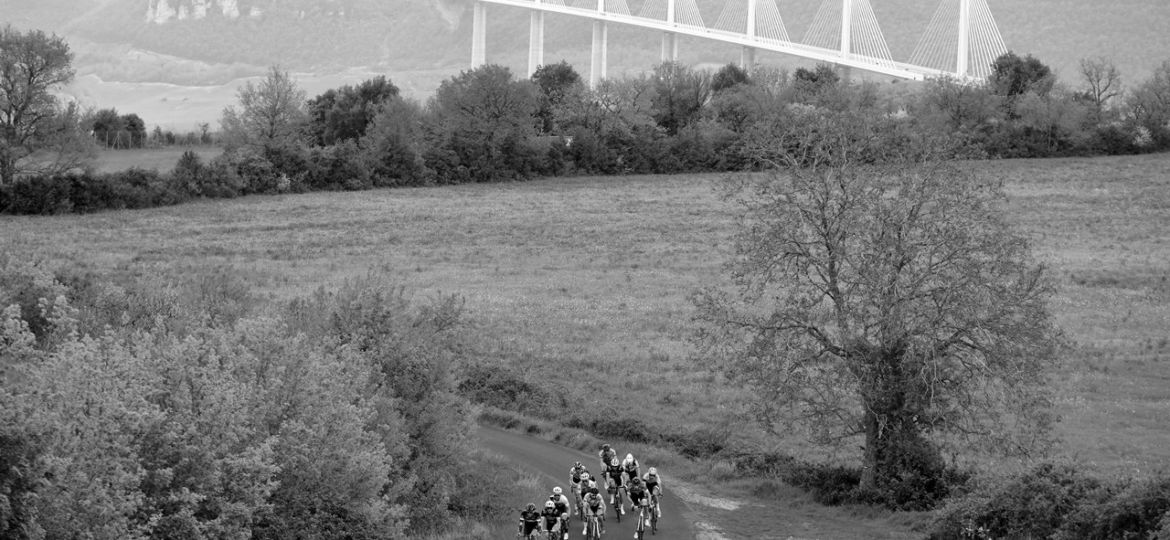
[4,152,1169,480]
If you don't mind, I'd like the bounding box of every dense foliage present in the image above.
[0,258,503,539]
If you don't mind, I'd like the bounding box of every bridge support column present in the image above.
[957,0,970,78]
[590,21,608,88]
[471,1,486,68]
[661,32,678,62]
[528,10,544,77]
[839,0,851,60]
[740,46,756,70]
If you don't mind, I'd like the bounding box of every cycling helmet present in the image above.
[590,487,600,495]
[648,467,657,475]
[553,486,563,495]
[587,480,597,489]
[527,503,537,512]
[545,501,555,509]
[575,461,583,468]
[610,457,619,467]
[581,472,591,481]
[632,477,643,485]
[624,453,634,463]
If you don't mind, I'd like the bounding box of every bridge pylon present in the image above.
[471,0,486,67]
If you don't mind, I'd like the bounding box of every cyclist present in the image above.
[622,453,640,484]
[581,486,607,536]
[569,462,589,507]
[540,500,562,538]
[551,489,571,540]
[599,443,617,471]
[518,502,542,538]
[642,467,663,517]
[604,457,626,513]
[628,477,650,514]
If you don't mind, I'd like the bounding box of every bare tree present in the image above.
[0,25,94,184]
[220,66,308,152]
[694,114,1060,501]
[1079,56,1122,122]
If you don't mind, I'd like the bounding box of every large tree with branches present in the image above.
[0,25,93,185]
[694,113,1061,505]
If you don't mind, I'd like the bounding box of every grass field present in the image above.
[4,154,1169,514]
[93,146,223,173]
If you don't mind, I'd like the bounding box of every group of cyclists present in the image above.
[518,443,664,539]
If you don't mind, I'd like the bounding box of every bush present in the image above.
[457,363,564,417]
[930,463,1102,539]
[665,427,729,459]
[1055,476,1170,539]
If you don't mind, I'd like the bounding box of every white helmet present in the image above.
[553,486,563,495]
[624,453,634,464]
[648,467,657,475]
[545,500,555,509]
[581,472,591,481]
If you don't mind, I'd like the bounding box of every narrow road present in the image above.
[478,426,697,539]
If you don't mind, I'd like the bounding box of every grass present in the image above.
[3,153,1169,535]
[93,146,223,173]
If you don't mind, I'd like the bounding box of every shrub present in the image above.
[1055,476,1170,539]
[665,427,729,459]
[930,463,1102,539]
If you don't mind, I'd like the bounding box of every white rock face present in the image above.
[147,0,240,23]
[220,0,240,18]
[146,0,177,24]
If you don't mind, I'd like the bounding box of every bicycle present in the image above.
[584,514,603,540]
[634,500,651,540]
[648,491,660,534]
[608,483,626,523]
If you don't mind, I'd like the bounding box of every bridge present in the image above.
[468,0,1007,86]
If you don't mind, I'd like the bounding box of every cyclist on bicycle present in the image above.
[519,502,542,538]
[581,486,607,536]
[642,467,663,517]
[628,477,650,514]
[540,500,562,537]
[550,489,571,540]
[622,453,640,485]
[604,457,625,513]
[569,462,589,506]
[599,443,617,471]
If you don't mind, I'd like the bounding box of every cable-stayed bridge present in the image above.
[469,0,1007,86]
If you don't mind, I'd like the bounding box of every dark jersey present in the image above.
[520,509,542,534]
[605,463,625,486]
[553,498,569,515]
[629,484,648,505]
[644,474,660,492]
[541,507,561,529]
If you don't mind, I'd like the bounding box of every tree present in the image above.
[919,76,999,132]
[531,61,583,133]
[694,115,1060,505]
[220,66,308,152]
[711,63,750,94]
[649,62,711,135]
[306,76,399,146]
[1078,57,1122,123]
[989,52,1055,99]
[1126,60,1170,148]
[89,108,125,148]
[0,25,93,184]
[426,64,540,182]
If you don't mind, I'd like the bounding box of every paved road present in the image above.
[478,426,696,539]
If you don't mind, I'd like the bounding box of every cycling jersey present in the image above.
[605,464,625,487]
[520,509,542,535]
[541,507,561,530]
[629,484,649,506]
[553,494,571,516]
[643,473,661,493]
[570,466,587,486]
[583,494,605,517]
[599,449,616,468]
